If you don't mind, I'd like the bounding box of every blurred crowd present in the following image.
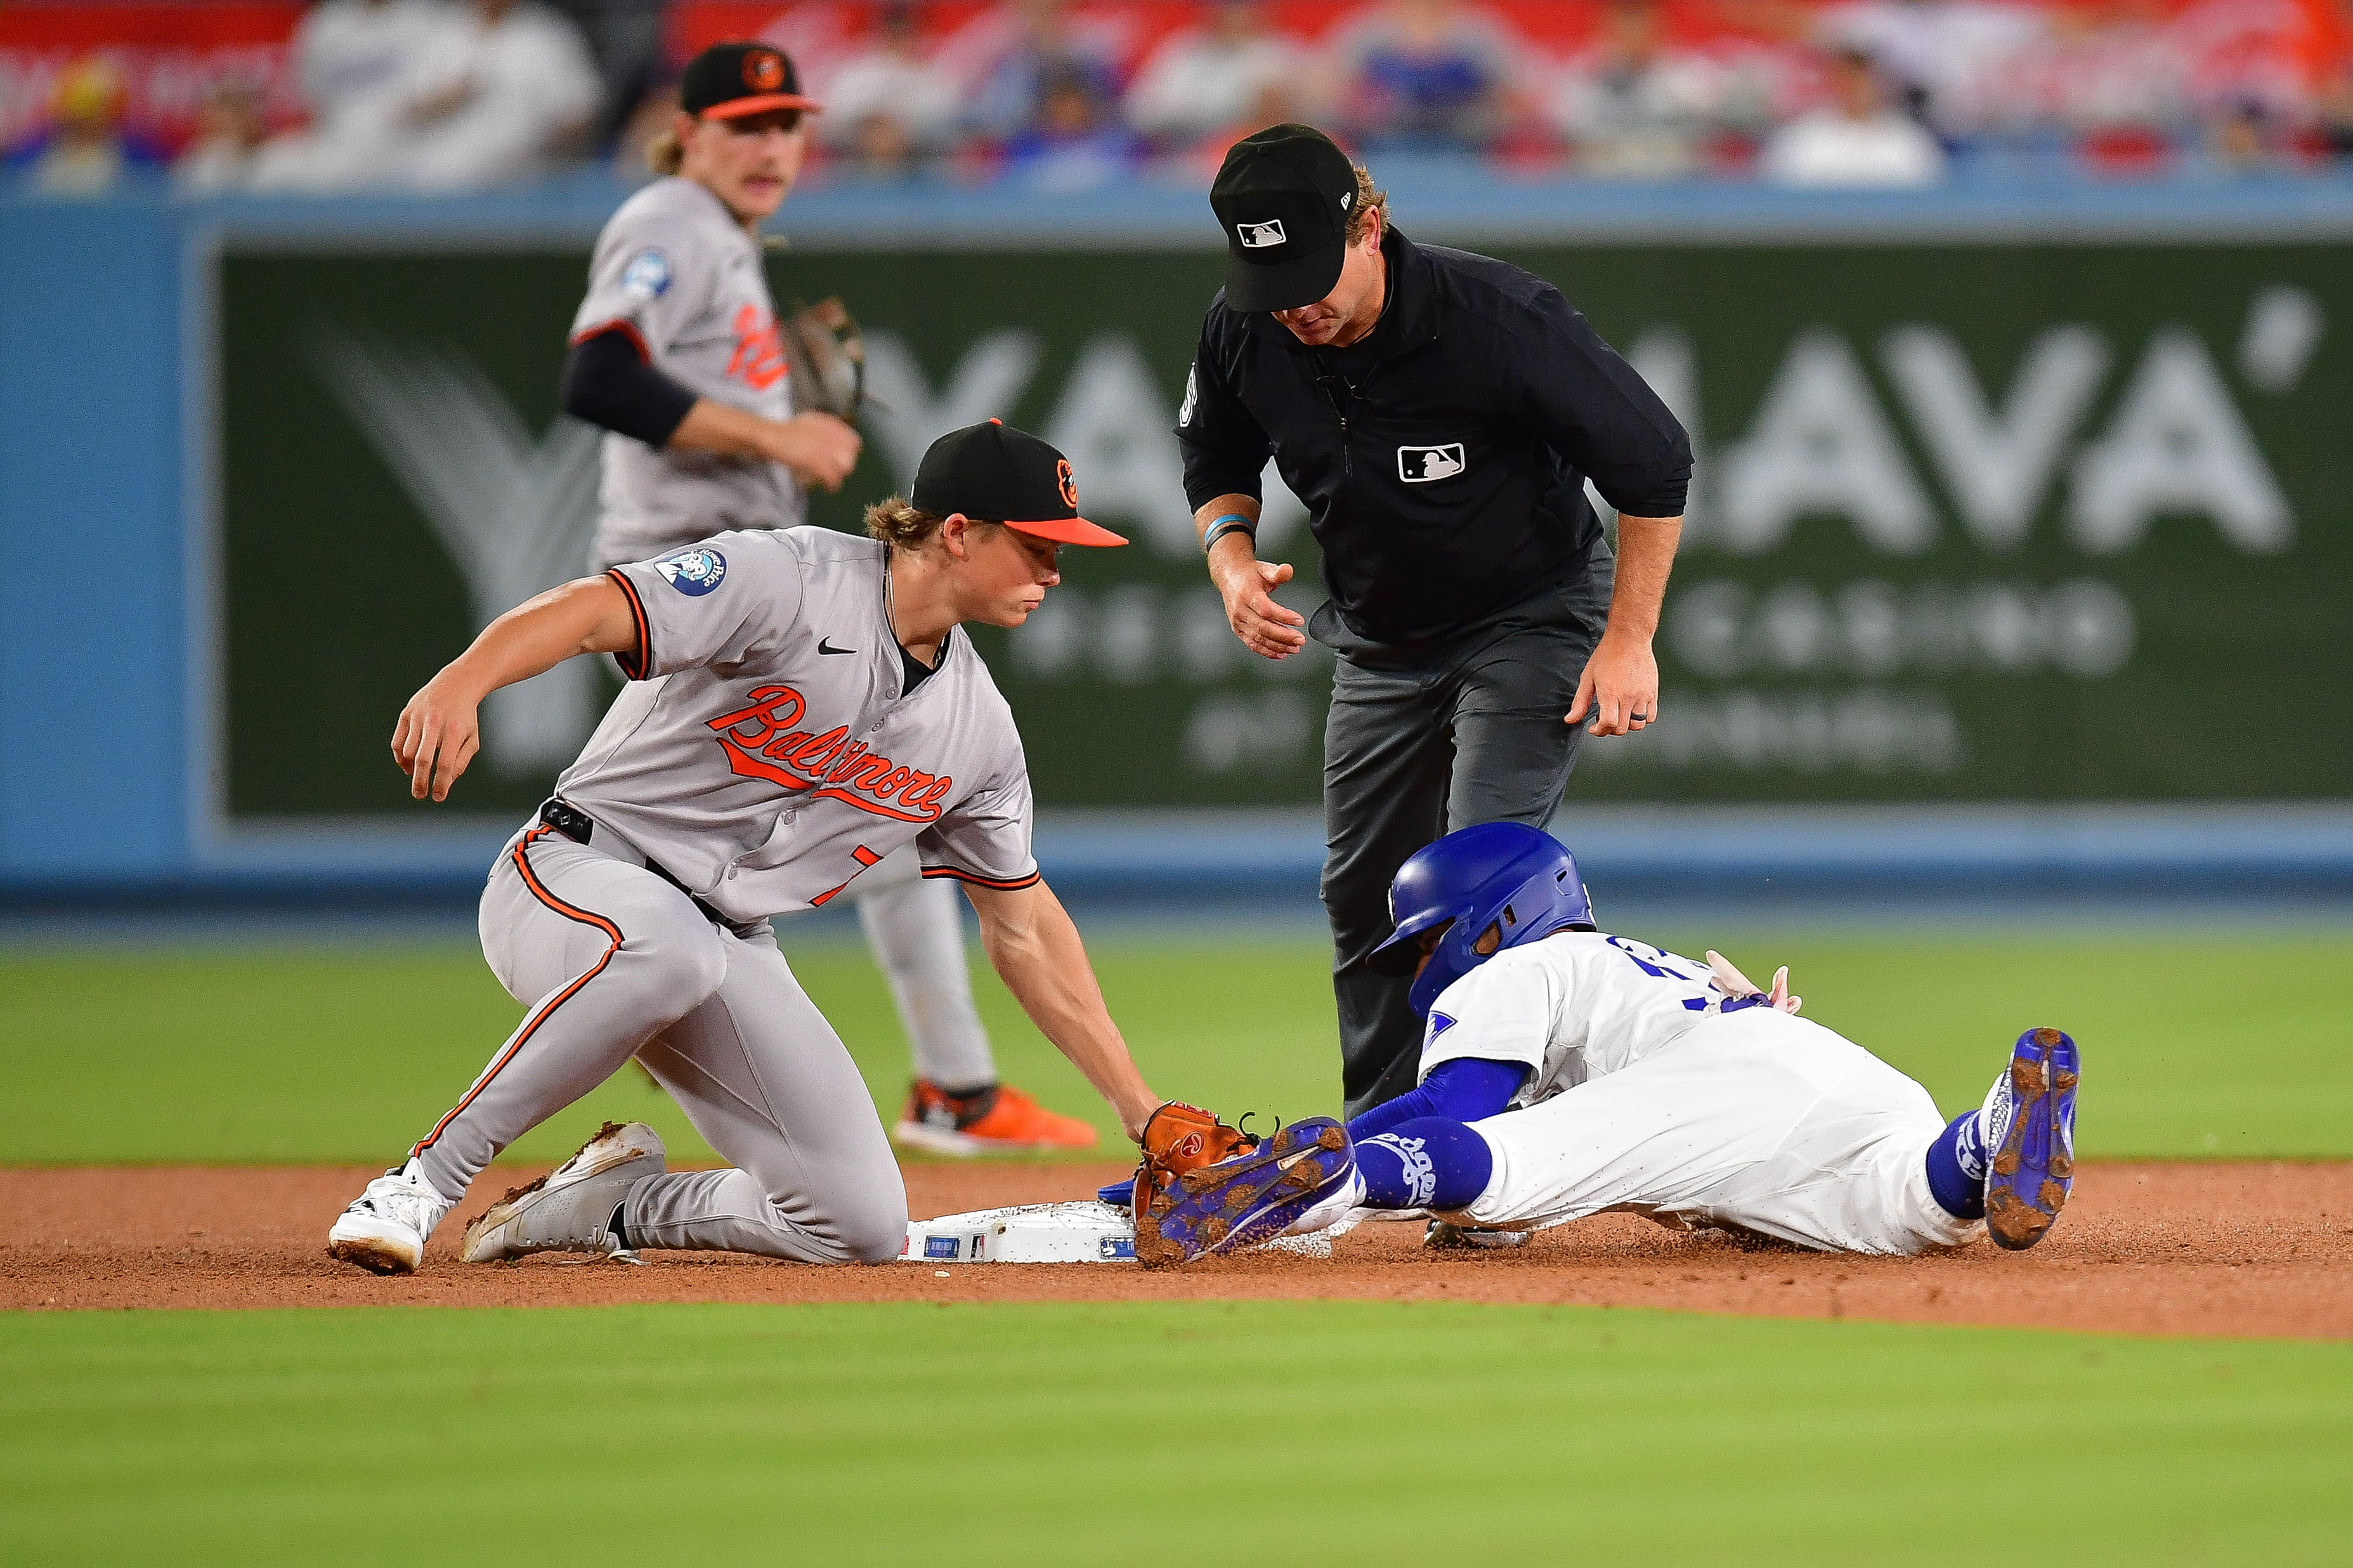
[8,0,2353,197]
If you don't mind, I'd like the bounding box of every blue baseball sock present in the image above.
[1924,1109,1988,1220]
[1355,1117,1495,1211]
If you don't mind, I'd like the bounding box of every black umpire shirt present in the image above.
[1178,226,1693,647]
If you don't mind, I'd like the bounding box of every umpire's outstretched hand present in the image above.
[1212,554,1309,660]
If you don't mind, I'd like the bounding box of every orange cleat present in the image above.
[892,1080,1100,1157]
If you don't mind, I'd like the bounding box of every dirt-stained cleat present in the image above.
[1138,1117,1353,1266]
[461,1121,664,1264]
[1424,1220,1532,1251]
[328,1159,455,1276]
[1983,1027,2080,1252]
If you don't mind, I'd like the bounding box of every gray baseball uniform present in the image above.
[573,176,804,571]
[407,526,1038,1261]
[571,176,997,1096]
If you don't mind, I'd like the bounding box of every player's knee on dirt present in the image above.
[823,1182,910,1265]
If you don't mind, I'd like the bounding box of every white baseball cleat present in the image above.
[461,1121,664,1264]
[327,1159,455,1276]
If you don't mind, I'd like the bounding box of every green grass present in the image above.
[3,1302,2349,1566]
[0,930,2347,1164]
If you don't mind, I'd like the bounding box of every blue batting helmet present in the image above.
[1369,823,1595,1016]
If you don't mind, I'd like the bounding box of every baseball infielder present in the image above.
[1144,822,2081,1264]
[558,40,1089,1152]
[328,420,1161,1274]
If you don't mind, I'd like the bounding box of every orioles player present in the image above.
[327,422,1158,1274]
[1146,823,2082,1264]
[558,40,1091,1154]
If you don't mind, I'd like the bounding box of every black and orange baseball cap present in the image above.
[913,420,1127,547]
[681,41,822,119]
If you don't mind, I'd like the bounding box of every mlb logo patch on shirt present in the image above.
[654,547,727,595]
[1237,219,1287,249]
[1398,444,1466,483]
[620,247,672,301]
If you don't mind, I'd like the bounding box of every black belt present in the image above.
[538,798,733,928]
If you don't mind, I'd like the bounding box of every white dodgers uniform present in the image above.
[410,528,1038,1262]
[1424,933,1982,1255]
[570,176,1001,1094]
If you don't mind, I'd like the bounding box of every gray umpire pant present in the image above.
[409,823,908,1264]
[1318,545,1615,1118]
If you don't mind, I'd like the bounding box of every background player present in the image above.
[1176,124,1693,1122]
[328,422,1156,1275]
[1147,822,2080,1263]
[558,40,1090,1154]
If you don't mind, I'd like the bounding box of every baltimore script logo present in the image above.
[705,685,953,822]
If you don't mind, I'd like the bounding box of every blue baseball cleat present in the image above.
[1983,1027,2080,1251]
[1137,1117,1353,1266]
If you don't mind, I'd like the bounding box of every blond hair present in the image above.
[1347,164,1387,243]
[864,497,1007,552]
[647,126,684,176]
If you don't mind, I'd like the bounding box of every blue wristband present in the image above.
[1201,513,1256,554]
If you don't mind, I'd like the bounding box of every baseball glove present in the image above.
[781,296,873,419]
[1138,1117,1353,1266]
[1127,1101,1256,1265]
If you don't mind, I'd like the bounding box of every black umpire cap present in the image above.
[1209,124,1362,313]
[913,420,1127,546]
[680,41,823,119]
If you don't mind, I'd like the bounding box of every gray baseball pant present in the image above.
[1319,553,1616,1120]
[408,824,908,1264]
[850,844,997,1093]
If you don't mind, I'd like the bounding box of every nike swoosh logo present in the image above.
[818,638,855,656]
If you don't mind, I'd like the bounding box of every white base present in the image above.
[901,1202,1137,1264]
[899,1202,1348,1264]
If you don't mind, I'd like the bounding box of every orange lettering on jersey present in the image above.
[708,686,804,741]
[727,304,788,391]
[704,685,956,824]
[793,726,850,770]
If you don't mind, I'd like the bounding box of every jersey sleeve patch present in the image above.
[620,248,672,301]
[653,547,726,595]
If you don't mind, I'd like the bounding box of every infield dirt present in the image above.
[5,1160,2348,1337]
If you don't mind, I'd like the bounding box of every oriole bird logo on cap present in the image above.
[1056,460,1078,509]
[743,50,785,91]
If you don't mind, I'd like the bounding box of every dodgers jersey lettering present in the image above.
[573,176,804,567]
[1418,932,1764,1106]
[554,527,1038,923]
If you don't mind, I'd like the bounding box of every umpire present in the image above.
[1178,124,1693,1117]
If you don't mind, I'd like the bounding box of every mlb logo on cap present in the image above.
[1209,124,1361,313]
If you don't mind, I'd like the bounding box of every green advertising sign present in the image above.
[217,234,2349,823]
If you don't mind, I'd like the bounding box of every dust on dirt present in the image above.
[4,1160,2348,1338]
